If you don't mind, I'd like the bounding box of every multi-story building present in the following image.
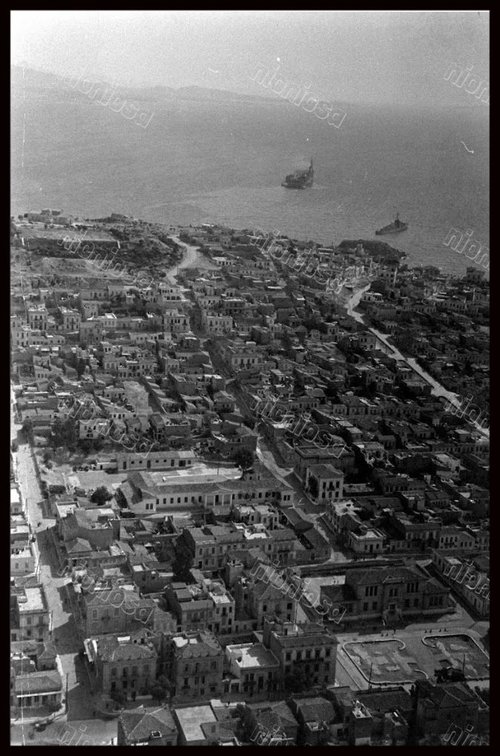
[59,306,81,331]
[163,310,190,335]
[347,525,385,555]
[320,565,450,625]
[179,522,299,573]
[10,586,50,643]
[432,550,490,617]
[170,631,224,703]
[233,575,298,629]
[225,642,280,700]
[413,680,489,742]
[84,632,158,699]
[27,305,48,331]
[82,583,156,636]
[218,340,264,372]
[383,511,442,552]
[305,464,344,503]
[200,311,234,335]
[120,468,294,519]
[116,449,196,473]
[262,620,338,690]
[11,515,36,575]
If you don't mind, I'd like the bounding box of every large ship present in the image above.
[375,213,408,236]
[281,159,314,189]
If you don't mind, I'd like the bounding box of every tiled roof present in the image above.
[95,636,157,662]
[292,696,334,723]
[346,566,421,587]
[120,707,177,742]
[14,670,62,694]
[419,681,476,707]
[358,687,413,713]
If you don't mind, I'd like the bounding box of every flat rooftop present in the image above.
[227,643,279,670]
[19,586,45,613]
[148,463,241,487]
[175,705,216,743]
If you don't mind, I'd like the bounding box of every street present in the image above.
[11,718,117,746]
[344,287,488,438]
[10,395,111,736]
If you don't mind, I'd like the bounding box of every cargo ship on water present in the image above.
[375,213,408,236]
[281,158,314,189]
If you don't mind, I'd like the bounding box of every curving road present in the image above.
[166,235,217,283]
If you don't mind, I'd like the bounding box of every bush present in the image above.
[90,486,113,506]
[110,690,127,707]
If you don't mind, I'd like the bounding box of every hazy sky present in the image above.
[12,10,489,105]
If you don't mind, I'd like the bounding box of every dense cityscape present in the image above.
[10,208,489,746]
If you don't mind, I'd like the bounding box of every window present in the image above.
[363,602,368,611]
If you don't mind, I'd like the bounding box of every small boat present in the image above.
[375,213,408,235]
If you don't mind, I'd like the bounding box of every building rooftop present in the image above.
[119,706,177,743]
[174,704,216,743]
[226,643,279,670]
[18,586,45,613]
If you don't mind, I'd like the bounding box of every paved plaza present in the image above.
[342,631,489,685]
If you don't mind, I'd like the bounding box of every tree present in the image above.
[149,675,173,704]
[172,539,194,582]
[76,358,87,378]
[90,486,113,506]
[78,439,94,454]
[232,448,255,473]
[110,689,127,707]
[51,418,77,452]
[284,667,309,693]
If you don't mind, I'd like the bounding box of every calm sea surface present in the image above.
[11,94,488,276]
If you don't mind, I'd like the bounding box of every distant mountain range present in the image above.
[11,64,294,105]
